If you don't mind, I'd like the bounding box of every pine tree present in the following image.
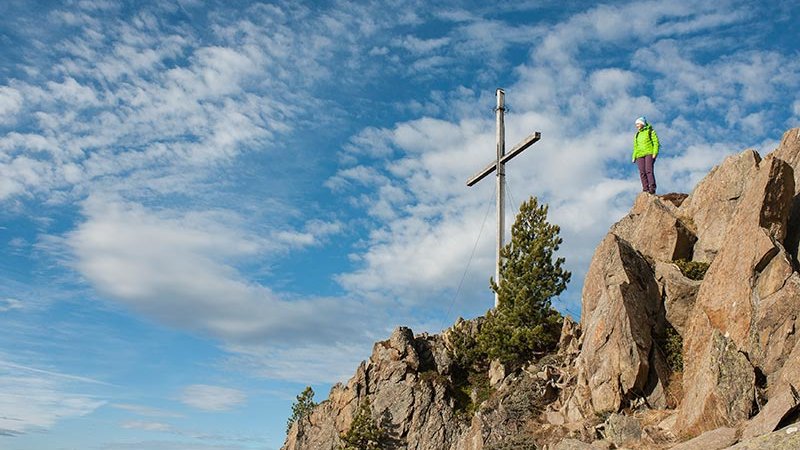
[340,398,386,450]
[478,196,570,366]
[286,386,317,434]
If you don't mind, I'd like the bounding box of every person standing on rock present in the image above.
[632,116,660,194]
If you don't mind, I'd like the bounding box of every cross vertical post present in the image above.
[467,89,541,308]
[495,89,506,308]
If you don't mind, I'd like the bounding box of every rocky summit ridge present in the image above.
[283,128,800,450]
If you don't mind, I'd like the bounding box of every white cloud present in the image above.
[0,298,23,312]
[1,1,553,206]
[122,420,174,432]
[111,403,184,419]
[637,42,799,112]
[0,87,23,124]
[589,69,638,100]
[0,359,105,436]
[59,195,368,348]
[338,206,496,301]
[533,1,747,66]
[180,384,246,412]
[325,165,390,191]
[45,77,101,107]
[271,219,343,249]
[224,340,374,384]
[0,7,295,202]
[394,35,450,54]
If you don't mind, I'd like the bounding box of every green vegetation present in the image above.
[340,398,387,450]
[447,323,484,371]
[447,197,570,418]
[659,324,684,372]
[286,386,317,434]
[674,259,710,281]
[419,369,449,385]
[656,323,685,408]
[486,435,538,450]
[480,197,571,368]
[451,370,493,417]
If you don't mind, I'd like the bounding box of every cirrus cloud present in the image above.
[180,384,246,412]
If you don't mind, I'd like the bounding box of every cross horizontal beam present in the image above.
[466,132,541,186]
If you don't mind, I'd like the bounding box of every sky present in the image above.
[0,0,798,449]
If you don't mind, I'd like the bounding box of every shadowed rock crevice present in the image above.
[783,195,800,269]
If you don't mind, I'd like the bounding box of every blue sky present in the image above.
[0,0,798,449]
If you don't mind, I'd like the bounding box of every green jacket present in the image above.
[632,125,659,162]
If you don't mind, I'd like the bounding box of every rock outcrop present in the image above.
[676,154,796,434]
[283,327,463,450]
[654,261,700,336]
[567,233,667,417]
[282,128,800,450]
[678,149,762,263]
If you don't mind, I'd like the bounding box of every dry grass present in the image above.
[665,371,684,410]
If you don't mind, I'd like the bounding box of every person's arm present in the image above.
[652,129,660,159]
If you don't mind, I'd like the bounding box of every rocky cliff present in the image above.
[283,128,800,450]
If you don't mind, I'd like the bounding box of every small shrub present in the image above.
[418,370,448,385]
[655,323,683,373]
[448,322,486,372]
[340,398,387,450]
[674,259,710,281]
[664,326,684,372]
[468,372,493,413]
[452,370,494,417]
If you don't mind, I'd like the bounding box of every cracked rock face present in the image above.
[570,233,668,415]
[678,149,762,264]
[282,326,463,450]
[677,329,756,434]
[654,261,700,337]
[678,154,796,435]
[611,193,696,264]
[283,324,568,450]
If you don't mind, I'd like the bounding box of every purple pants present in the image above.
[636,155,656,194]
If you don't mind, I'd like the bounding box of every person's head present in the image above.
[635,116,647,130]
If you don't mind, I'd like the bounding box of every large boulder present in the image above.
[679,149,762,263]
[676,328,756,435]
[742,338,800,440]
[728,424,800,449]
[569,234,667,416]
[557,316,581,356]
[677,155,795,435]
[654,261,701,336]
[771,128,800,265]
[611,193,696,264]
[601,413,642,447]
[669,426,738,450]
[769,128,800,170]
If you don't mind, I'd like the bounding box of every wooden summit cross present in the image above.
[467,88,541,308]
